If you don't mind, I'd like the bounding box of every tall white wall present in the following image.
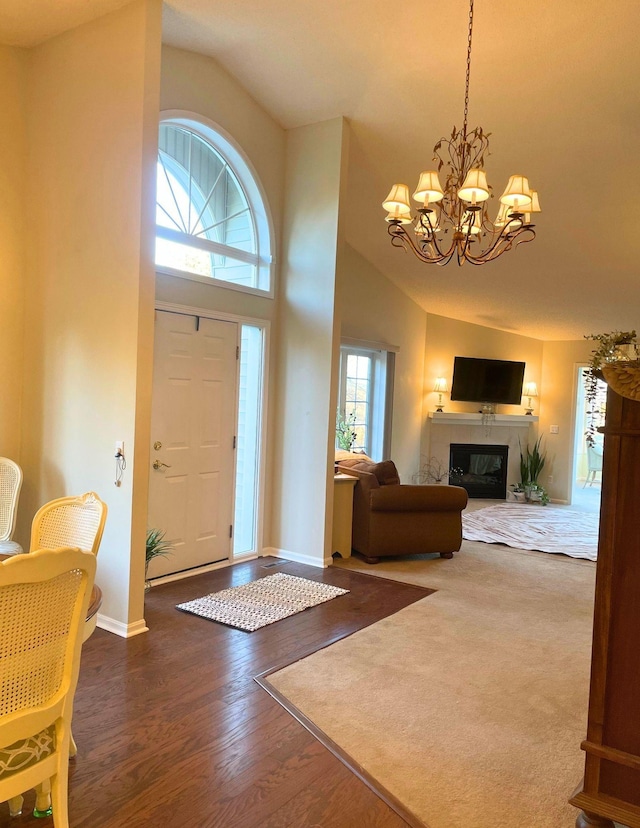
[157,46,286,551]
[339,244,427,483]
[0,47,27,461]
[271,117,348,566]
[20,0,162,634]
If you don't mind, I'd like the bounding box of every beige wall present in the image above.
[19,0,162,633]
[0,47,27,460]
[157,44,285,324]
[424,314,544,417]
[422,314,593,503]
[422,314,543,491]
[539,339,594,503]
[271,117,347,566]
[339,245,427,483]
[159,44,285,260]
[157,45,286,549]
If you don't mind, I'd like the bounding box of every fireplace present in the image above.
[449,443,508,499]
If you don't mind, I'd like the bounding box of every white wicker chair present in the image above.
[0,547,96,825]
[0,458,23,556]
[29,492,107,559]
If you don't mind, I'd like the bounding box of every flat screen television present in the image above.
[450,356,525,405]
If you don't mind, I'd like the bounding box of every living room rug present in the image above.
[462,502,599,560]
[267,542,597,828]
[176,572,349,631]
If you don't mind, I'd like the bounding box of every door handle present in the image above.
[153,460,171,470]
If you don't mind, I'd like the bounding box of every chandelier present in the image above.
[382,0,540,266]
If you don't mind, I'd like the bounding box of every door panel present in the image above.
[148,311,238,577]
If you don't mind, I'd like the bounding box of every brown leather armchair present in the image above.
[337,458,468,564]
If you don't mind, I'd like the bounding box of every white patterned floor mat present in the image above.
[462,503,599,560]
[176,572,349,631]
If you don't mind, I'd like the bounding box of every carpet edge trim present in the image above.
[252,586,436,828]
[255,668,430,828]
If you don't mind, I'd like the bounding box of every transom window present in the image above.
[155,118,273,295]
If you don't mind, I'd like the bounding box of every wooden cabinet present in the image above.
[570,388,640,828]
[332,474,357,559]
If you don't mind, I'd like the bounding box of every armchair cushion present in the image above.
[370,484,468,513]
[337,458,400,486]
[335,449,373,463]
[370,460,401,486]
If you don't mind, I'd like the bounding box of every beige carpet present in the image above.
[268,542,598,828]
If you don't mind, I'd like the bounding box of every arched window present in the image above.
[155,116,274,295]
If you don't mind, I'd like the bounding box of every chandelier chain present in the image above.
[463,0,475,140]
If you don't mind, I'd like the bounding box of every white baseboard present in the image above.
[262,546,329,569]
[97,615,149,638]
[148,554,261,588]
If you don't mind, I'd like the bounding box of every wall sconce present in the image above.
[433,377,449,412]
[523,381,538,415]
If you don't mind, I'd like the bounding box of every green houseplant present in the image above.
[335,407,357,451]
[583,330,638,445]
[518,437,549,505]
[145,528,173,589]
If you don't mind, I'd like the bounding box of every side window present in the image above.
[155,118,273,295]
[337,346,393,460]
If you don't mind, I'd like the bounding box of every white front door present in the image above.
[147,310,238,578]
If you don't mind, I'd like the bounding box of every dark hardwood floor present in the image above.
[1,557,434,828]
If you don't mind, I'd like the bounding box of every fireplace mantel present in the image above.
[428,412,538,426]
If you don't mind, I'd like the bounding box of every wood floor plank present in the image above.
[0,556,433,828]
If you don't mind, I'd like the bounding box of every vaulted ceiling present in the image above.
[3,0,638,339]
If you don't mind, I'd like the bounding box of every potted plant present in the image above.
[518,437,549,505]
[508,483,526,503]
[145,528,173,590]
[583,330,638,445]
[335,408,357,452]
[527,482,550,505]
[413,456,463,485]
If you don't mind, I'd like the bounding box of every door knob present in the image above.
[153,460,171,470]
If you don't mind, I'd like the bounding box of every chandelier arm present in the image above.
[419,220,451,260]
[462,228,537,264]
[472,223,521,258]
[471,228,514,260]
[412,232,454,264]
[387,223,458,264]
[457,234,474,265]
[465,235,516,264]
[415,211,455,260]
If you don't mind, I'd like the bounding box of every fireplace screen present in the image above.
[449,443,508,499]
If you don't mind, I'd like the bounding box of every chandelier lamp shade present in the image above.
[382,0,541,266]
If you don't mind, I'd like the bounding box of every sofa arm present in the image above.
[370,484,468,513]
